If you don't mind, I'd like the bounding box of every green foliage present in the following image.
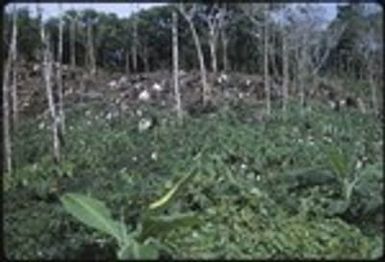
[5,102,383,259]
[60,171,201,259]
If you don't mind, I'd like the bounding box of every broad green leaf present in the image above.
[118,240,159,259]
[61,193,122,241]
[139,213,201,241]
[148,171,195,211]
[327,146,349,178]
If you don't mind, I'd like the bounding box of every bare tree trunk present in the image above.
[298,35,306,109]
[3,56,12,175]
[368,60,378,114]
[208,28,217,74]
[41,24,60,163]
[172,10,182,122]
[57,4,65,136]
[221,29,228,72]
[263,13,271,115]
[282,32,289,113]
[87,23,96,76]
[178,4,210,105]
[11,4,18,128]
[143,46,150,73]
[132,13,138,73]
[125,49,130,75]
[70,17,76,68]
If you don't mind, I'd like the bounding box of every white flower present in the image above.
[108,80,117,88]
[138,90,150,101]
[152,82,163,91]
[38,122,45,130]
[151,152,158,161]
[241,163,247,170]
[246,79,251,86]
[33,64,40,72]
[118,76,128,85]
[217,73,228,84]
[106,112,112,120]
[138,118,152,132]
[355,160,363,170]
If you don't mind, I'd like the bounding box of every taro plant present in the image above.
[325,145,362,216]
[60,170,200,259]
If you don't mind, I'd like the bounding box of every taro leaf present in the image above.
[326,199,350,216]
[60,193,123,241]
[370,243,384,259]
[147,171,195,212]
[139,213,201,241]
[327,146,349,178]
[118,239,159,260]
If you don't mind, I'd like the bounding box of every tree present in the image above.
[132,5,139,73]
[242,3,271,114]
[10,4,19,127]
[200,3,226,74]
[57,3,65,135]
[40,6,61,163]
[178,3,210,106]
[172,9,182,122]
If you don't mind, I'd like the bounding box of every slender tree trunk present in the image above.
[57,4,65,136]
[132,14,138,73]
[263,17,271,115]
[143,46,150,73]
[298,35,306,109]
[87,23,96,76]
[172,10,182,122]
[368,61,378,114]
[70,17,76,68]
[125,50,130,75]
[190,22,210,105]
[209,28,217,74]
[221,29,228,72]
[41,24,60,163]
[11,5,18,128]
[3,56,12,175]
[282,32,289,113]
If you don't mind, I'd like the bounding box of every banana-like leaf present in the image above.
[118,240,159,259]
[61,193,123,241]
[139,213,201,241]
[148,171,195,211]
[327,146,349,178]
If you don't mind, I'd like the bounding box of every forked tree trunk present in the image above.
[178,4,210,106]
[172,10,182,122]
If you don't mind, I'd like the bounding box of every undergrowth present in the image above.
[4,101,383,259]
